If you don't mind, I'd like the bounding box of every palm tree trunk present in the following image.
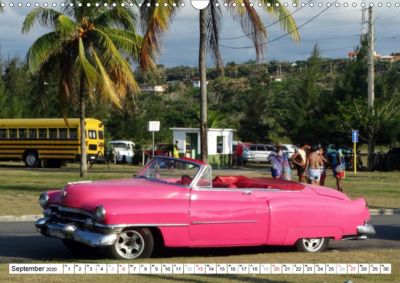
[199,8,208,161]
[79,76,88,177]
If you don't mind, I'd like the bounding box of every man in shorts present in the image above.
[307,145,324,185]
[332,148,345,192]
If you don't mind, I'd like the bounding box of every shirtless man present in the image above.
[307,146,324,185]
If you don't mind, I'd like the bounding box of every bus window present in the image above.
[69,128,78,139]
[28,129,38,139]
[88,130,97,139]
[18,129,27,139]
[38,128,47,139]
[59,128,67,139]
[9,129,17,139]
[0,129,7,139]
[98,130,104,140]
[49,128,58,139]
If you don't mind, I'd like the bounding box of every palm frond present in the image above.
[21,8,62,33]
[227,0,268,60]
[89,28,139,95]
[259,0,300,42]
[207,3,224,74]
[91,49,121,108]
[25,31,64,74]
[94,6,137,31]
[63,0,106,23]
[101,28,143,59]
[56,15,77,37]
[78,38,98,95]
[139,0,182,71]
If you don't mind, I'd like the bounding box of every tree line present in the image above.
[1,42,400,168]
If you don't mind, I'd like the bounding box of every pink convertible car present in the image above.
[35,156,375,259]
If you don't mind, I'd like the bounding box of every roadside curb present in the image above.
[369,208,400,216]
[0,209,400,222]
[0,215,42,222]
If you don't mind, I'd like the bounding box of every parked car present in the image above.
[35,156,374,259]
[144,143,173,159]
[242,144,275,163]
[385,147,400,171]
[326,144,353,169]
[108,140,135,163]
[280,144,298,159]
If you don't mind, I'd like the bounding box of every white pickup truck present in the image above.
[108,140,135,163]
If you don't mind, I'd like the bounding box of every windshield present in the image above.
[137,157,201,186]
[109,143,127,149]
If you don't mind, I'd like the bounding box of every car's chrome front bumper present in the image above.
[35,218,118,247]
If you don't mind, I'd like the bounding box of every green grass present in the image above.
[0,162,399,215]
[1,249,399,282]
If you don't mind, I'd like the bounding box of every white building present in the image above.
[170,127,235,158]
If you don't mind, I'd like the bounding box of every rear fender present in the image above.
[284,226,343,245]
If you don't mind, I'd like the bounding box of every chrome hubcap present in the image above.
[115,230,145,259]
[302,238,324,252]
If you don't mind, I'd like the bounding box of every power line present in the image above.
[376,11,400,22]
[220,0,339,49]
[220,0,313,41]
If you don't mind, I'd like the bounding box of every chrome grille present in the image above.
[48,205,93,223]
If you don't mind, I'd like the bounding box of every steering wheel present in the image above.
[181,175,193,186]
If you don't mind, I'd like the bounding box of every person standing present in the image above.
[332,148,345,192]
[173,140,180,158]
[282,150,292,181]
[268,145,283,179]
[291,142,307,183]
[319,145,328,186]
[307,145,324,185]
[234,141,244,168]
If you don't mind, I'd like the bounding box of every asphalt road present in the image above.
[0,215,399,263]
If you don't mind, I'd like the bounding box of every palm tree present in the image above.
[22,1,142,176]
[140,0,299,161]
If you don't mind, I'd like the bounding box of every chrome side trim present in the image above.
[192,187,282,192]
[191,220,258,225]
[94,223,189,229]
[343,235,368,240]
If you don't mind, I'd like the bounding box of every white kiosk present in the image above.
[170,127,235,166]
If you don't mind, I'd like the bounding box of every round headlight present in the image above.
[39,192,49,208]
[95,205,106,221]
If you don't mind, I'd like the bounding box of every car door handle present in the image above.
[242,190,252,195]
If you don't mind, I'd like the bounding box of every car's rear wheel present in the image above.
[106,228,154,259]
[296,237,329,252]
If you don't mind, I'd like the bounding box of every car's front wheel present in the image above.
[106,228,154,259]
[296,237,329,252]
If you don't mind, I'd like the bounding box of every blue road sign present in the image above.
[352,130,359,143]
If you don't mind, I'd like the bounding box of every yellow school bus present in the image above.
[0,118,104,167]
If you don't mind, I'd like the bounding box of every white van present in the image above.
[108,140,135,163]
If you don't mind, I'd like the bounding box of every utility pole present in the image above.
[367,6,374,110]
[367,6,375,171]
[361,7,368,42]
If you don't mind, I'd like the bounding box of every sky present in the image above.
[1,1,400,67]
